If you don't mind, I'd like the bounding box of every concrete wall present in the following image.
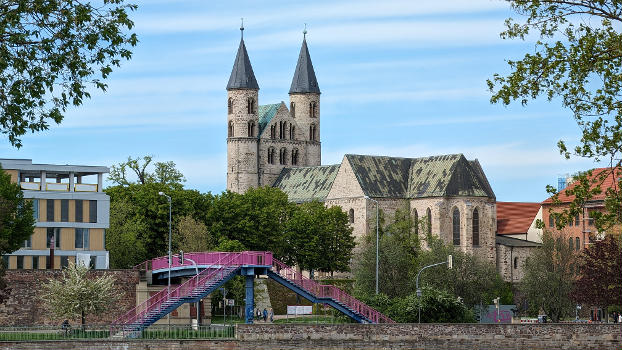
[1,324,620,350]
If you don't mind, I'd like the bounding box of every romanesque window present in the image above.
[279,148,287,165]
[309,124,316,141]
[452,208,460,246]
[228,121,234,137]
[228,98,233,114]
[513,257,518,269]
[349,209,354,224]
[290,125,295,140]
[279,121,286,139]
[247,97,255,114]
[309,101,317,118]
[413,209,419,235]
[472,208,480,246]
[290,102,295,117]
[247,121,255,137]
[575,237,580,251]
[291,149,299,165]
[267,147,275,164]
[426,208,432,235]
[270,125,276,139]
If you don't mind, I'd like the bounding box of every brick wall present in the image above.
[0,269,139,326]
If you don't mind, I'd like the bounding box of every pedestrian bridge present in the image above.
[112,251,393,336]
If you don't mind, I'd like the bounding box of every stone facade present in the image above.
[496,243,533,283]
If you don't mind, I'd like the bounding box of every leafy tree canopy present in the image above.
[489,0,622,230]
[0,166,34,256]
[1,0,138,148]
[109,155,186,187]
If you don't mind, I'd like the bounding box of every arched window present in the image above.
[290,125,295,140]
[472,208,480,246]
[279,148,287,165]
[549,214,554,228]
[279,121,286,139]
[309,101,317,118]
[426,208,432,235]
[413,209,419,235]
[267,147,275,164]
[575,213,580,225]
[290,102,295,117]
[247,121,255,137]
[513,257,518,269]
[291,149,299,165]
[247,97,255,114]
[228,98,233,114]
[568,237,573,250]
[349,209,354,224]
[575,237,580,251]
[309,124,316,141]
[452,208,460,245]
[228,121,234,137]
[270,125,276,139]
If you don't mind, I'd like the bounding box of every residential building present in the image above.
[0,158,110,269]
[496,202,543,242]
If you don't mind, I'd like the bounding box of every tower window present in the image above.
[247,98,255,114]
[309,101,317,118]
[452,207,460,246]
[513,257,518,269]
[413,209,418,235]
[472,208,480,246]
[349,209,354,224]
[267,147,275,165]
[279,148,287,165]
[291,149,299,165]
[290,102,295,117]
[270,125,276,139]
[289,125,295,140]
[279,121,286,139]
[309,124,317,141]
[247,121,255,137]
[228,121,234,137]
[228,98,233,114]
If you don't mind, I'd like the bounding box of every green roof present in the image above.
[258,103,280,137]
[273,165,340,203]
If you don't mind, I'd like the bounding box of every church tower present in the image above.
[289,31,321,166]
[226,25,260,193]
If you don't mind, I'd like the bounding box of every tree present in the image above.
[108,155,186,187]
[572,235,622,313]
[0,166,35,257]
[105,199,148,269]
[488,1,622,230]
[41,262,118,326]
[174,215,214,253]
[1,0,138,148]
[520,230,577,322]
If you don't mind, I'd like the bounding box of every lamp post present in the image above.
[364,196,379,295]
[415,255,452,323]
[159,191,172,330]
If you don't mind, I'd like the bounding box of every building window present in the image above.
[309,101,317,118]
[575,237,580,250]
[228,121,234,137]
[575,213,580,226]
[587,216,594,226]
[45,256,51,269]
[32,199,39,221]
[270,125,276,139]
[47,228,61,248]
[90,256,97,269]
[290,102,295,117]
[413,209,419,235]
[228,98,233,114]
[472,208,480,246]
[89,200,97,223]
[513,257,518,269]
[289,125,295,140]
[549,214,554,228]
[568,217,573,227]
[75,228,90,250]
[22,235,31,249]
[75,199,83,222]
[349,209,355,224]
[60,256,69,269]
[291,149,299,165]
[61,199,69,222]
[568,237,573,250]
[279,148,287,165]
[426,208,432,235]
[16,256,24,269]
[47,199,54,221]
[267,147,275,165]
[247,97,255,114]
[247,121,255,137]
[452,208,460,246]
[309,124,316,141]
[32,256,39,270]
[279,121,286,139]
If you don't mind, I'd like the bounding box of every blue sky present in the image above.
[1,0,601,201]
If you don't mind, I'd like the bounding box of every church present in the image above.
[225,28,538,280]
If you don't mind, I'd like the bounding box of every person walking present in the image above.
[263,308,268,322]
[269,308,274,322]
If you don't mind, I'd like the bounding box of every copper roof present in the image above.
[496,202,541,235]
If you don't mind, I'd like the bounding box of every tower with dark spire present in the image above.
[226,21,260,193]
[289,27,321,166]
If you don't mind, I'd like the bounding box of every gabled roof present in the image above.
[496,235,541,247]
[496,202,541,235]
[258,103,280,136]
[289,38,320,94]
[542,167,621,204]
[346,154,495,199]
[273,165,340,203]
[226,38,259,90]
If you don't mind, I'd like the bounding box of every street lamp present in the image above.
[159,191,172,329]
[364,196,379,295]
[415,255,452,323]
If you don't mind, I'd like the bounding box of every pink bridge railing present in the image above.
[271,258,394,323]
[151,251,272,271]
[113,251,272,328]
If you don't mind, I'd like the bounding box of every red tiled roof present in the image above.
[542,167,621,204]
[496,202,541,235]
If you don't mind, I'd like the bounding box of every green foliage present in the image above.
[489,1,622,230]
[520,230,577,322]
[174,215,214,253]
[0,0,138,148]
[41,262,118,325]
[0,166,35,256]
[109,155,186,187]
[105,199,148,269]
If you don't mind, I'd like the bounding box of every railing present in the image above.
[151,251,272,271]
[19,182,98,192]
[272,258,394,324]
[0,325,233,340]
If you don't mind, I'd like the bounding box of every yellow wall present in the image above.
[54,200,61,222]
[69,200,76,222]
[5,169,18,183]
[90,228,104,250]
[83,200,90,223]
[32,227,46,250]
[39,200,47,222]
[60,228,73,250]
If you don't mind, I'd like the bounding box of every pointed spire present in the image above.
[226,22,259,91]
[289,27,320,94]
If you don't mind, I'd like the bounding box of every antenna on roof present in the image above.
[240,18,244,39]
[303,23,307,39]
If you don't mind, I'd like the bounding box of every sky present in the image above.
[1,0,604,202]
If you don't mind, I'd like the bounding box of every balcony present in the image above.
[20,182,98,192]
